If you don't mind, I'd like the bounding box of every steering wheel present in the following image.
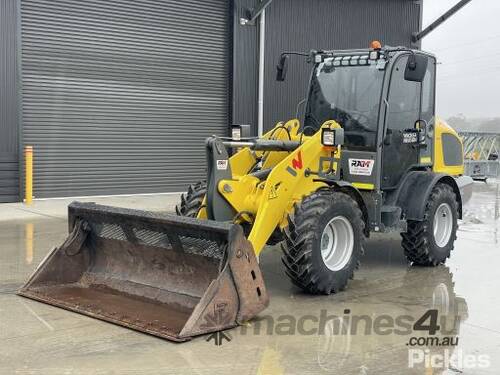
[304,113,322,134]
[348,110,371,124]
[344,110,375,132]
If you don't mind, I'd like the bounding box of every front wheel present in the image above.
[281,189,365,295]
[402,183,459,266]
[175,181,206,218]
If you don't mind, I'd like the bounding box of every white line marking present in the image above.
[19,300,54,331]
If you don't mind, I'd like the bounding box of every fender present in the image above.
[317,180,370,237]
[394,171,462,221]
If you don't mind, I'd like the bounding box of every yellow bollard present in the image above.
[24,146,33,205]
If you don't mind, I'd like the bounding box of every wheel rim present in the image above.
[433,203,453,247]
[432,283,450,316]
[317,318,352,371]
[320,216,354,271]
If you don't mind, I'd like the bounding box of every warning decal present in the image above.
[349,159,375,176]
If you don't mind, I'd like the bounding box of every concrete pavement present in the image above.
[0,193,182,222]
[0,182,499,374]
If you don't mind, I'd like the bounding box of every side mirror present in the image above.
[384,129,393,145]
[414,119,427,131]
[414,119,428,144]
[404,54,428,82]
[276,54,290,82]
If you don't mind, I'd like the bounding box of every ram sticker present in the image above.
[349,159,374,176]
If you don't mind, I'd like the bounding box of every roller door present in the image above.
[21,0,231,197]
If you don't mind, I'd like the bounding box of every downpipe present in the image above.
[257,6,265,137]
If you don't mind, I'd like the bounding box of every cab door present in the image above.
[381,55,422,190]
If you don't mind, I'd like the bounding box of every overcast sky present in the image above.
[422,0,500,119]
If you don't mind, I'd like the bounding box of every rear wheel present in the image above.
[281,189,365,295]
[175,181,206,218]
[402,183,459,266]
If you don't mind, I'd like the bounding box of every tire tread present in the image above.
[401,183,458,266]
[281,188,365,295]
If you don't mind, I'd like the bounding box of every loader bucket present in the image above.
[18,202,269,342]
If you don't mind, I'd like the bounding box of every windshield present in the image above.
[304,58,385,150]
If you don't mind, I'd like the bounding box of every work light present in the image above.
[322,129,335,146]
[231,124,251,140]
[232,126,242,141]
[321,128,344,147]
[369,51,379,60]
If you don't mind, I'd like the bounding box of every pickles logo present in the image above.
[287,151,303,177]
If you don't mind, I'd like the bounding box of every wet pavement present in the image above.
[0,181,499,374]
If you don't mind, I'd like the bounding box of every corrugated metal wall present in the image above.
[263,0,422,131]
[0,0,19,203]
[21,0,231,198]
[12,0,421,199]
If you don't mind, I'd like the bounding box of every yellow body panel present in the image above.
[217,121,342,255]
[197,200,208,219]
[230,147,258,176]
[420,156,432,164]
[433,118,464,176]
[260,119,302,170]
[196,117,465,257]
[352,182,375,190]
[196,122,301,221]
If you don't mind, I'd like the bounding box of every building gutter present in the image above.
[240,0,273,136]
[257,7,265,136]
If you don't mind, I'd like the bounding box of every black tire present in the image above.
[175,181,206,218]
[242,222,284,246]
[281,189,365,295]
[266,229,284,246]
[402,183,459,266]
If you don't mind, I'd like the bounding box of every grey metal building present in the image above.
[0,0,422,202]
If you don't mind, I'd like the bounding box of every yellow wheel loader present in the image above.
[19,44,473,341]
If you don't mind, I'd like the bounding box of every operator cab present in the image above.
[304,51,384,150]
[297,45,436,190]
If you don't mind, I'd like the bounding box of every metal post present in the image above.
[24,145,33,205]
[413,0,473,43]
[257,7,266,137]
